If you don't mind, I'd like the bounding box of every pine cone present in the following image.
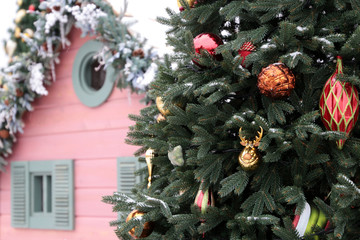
[132,49,145,58]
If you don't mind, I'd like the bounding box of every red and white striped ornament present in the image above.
[194,187,215,214]
[292,202,331,240]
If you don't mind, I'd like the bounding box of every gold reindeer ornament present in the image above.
[238,127,263,171]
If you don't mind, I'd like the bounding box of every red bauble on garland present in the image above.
[193,33,223,67]
[28,4,36,12]
[238,42,256,67]
[319,56,360,149]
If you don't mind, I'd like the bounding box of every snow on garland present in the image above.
[0,0,158,170]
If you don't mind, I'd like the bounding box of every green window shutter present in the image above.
[11,161,29,228]
[53,160,74,230]
[117,157,145,194]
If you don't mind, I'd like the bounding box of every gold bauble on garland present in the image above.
[5,40,17,59]
[15,9,27,24]
[14,27,21,38]
[126,210,154,239]
[21,29,34,42]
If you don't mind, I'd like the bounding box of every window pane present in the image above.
[46,175,52,213]
[34,176,43,213]
[90,60,106,90]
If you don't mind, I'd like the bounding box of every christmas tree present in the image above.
[103,0,360,239]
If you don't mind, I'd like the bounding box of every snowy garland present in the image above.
[0,0,158,170]
[29,63,48,96]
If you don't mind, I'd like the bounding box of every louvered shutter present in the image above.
[117,157,144,195]
[52,160,74,230]
[11,161,29,228]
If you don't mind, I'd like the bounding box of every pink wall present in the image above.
[0,28,146,240]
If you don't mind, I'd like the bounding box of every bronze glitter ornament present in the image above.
[126,210,154,239]
[238,127,263,171]
[257,63,295,98]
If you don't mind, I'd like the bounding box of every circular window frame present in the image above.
[72,40,115,107]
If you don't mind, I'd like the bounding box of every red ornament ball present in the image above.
[193,33,223,67]
[28,4,36,12]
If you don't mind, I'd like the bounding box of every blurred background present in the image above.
[0,0,178,68]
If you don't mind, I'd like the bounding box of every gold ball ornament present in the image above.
[257,62,295,99]
[126,210,154,239]
[156,96,171,116]
[177,0,195,10]
[15,9,27,24]
[17,0,23,6]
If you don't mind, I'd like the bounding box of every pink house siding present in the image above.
[0,28,145,240]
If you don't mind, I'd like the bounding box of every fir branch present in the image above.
[219,170,249,197]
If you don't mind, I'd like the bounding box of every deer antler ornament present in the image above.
[238,127,263,171]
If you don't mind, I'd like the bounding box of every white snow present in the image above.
[29,63,48,96]
[296,26,308,32]
[314,37,332,45]
[260,43,276,49]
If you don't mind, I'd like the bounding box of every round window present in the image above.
[72,40,115,107]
